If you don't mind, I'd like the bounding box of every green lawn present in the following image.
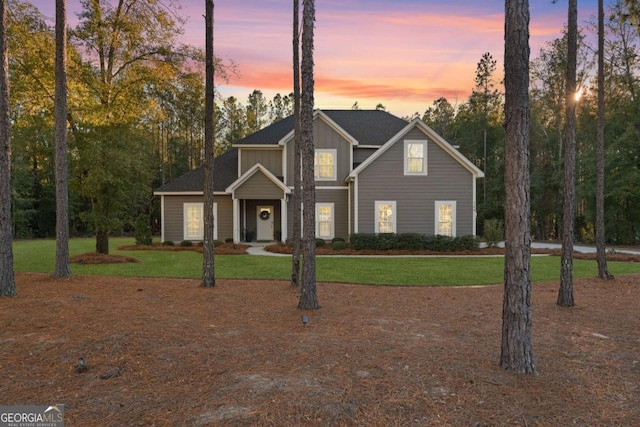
[12,237,640,286]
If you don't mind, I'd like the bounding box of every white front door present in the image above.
[256,205,274,241]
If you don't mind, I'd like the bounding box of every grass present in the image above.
[12,237,640,286]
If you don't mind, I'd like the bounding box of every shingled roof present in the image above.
[154,148,238,193]
[233,109,408,146]
[155,110,410,194]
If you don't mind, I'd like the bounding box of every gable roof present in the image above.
[153,148,238,194]
[322,110,409,146]
[349,119,484,179]
[233,115,295,146]
[233,109,408,147]
[225,163,291,195]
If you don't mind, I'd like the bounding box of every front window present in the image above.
[316,203,334,239]
[183,202,217,240]
[184,203,203,239]
[314,149,337,181]
[404,140,427,175]
[375,201,396,233]
[435,201,456,237]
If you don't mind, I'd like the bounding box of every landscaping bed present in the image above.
[117,242,250,255]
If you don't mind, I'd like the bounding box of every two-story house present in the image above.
[153,109,484,243]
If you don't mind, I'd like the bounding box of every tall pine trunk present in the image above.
[596,0,613,280]
[202,0,216,288]
[298,0,319,310]
[0,0,16,297]
[501,0,535,374]
[558,0,577,307]
[54,0,71,279]
[291,0,301,288]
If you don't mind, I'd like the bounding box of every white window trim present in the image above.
[315,203,335,240]
[435,201,456,237]
[404,140,428,176]
[375,201,396,234]
[183,202,217,241]
[314,149,337,181]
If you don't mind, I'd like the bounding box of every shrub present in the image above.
[453,235,480,251]
[350,233,376,250]
[213,240,224,248]
[331,237,346,244]
[484,218,504,248]
[225,238,234,244]
[162,240,174,246]
[134,214,152,246]
[332,240,346,251]
[315,238,326,247]
[431,235,451,251]
[396,233,424,250]
[180,240,193,247]
[349,233,478,252]
[377,233,397,251]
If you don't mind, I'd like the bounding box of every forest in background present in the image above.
[6,0,640,244]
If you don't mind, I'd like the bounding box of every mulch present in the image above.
[1,271,638,426]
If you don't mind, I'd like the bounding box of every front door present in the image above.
[256,205,274,241]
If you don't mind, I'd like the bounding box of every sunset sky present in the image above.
[33,0,599,117]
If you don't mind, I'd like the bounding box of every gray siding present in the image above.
[356,127,475,235]
[235,172,285,199]
[162,195,233,242]
[240,148,282,176]
[316,188,349,240]
[286,188,349,240]
[285,117,352,186]
[353,147,377,165]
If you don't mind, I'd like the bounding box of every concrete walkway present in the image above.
[530,242,640,255]
[245,242,289,257]
[244,241,640,257]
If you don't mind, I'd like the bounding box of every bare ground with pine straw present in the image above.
[1,272,638,426]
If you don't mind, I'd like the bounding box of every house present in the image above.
[153,109,484,243]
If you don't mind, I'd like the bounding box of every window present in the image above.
[183,202,217,240]
[316,203,334,239]
[314,149,337,181]
[435,201,456,237]
[375,201,396,233]
[404,140,427,175]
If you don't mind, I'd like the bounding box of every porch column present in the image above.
[160,195,165,242]
[281,197,287,243]
[233,198,240,243]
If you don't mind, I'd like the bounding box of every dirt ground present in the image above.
[1,268,639,427]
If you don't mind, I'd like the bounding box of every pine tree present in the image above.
[501,0,535,374]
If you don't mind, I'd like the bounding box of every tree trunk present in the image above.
[558,0,577,307]
[501,0,535,374]
[596,0,614,281]
[202,0,216,288]
[298,0,319,310]
[96,229,109,254]
[54,0,71,279]
[291,0,301,288]
[0,0,16,297]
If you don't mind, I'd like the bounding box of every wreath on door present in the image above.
[259,210,270,220]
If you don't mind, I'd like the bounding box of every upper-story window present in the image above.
[314,149,337,181]
[404,140,428,175]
